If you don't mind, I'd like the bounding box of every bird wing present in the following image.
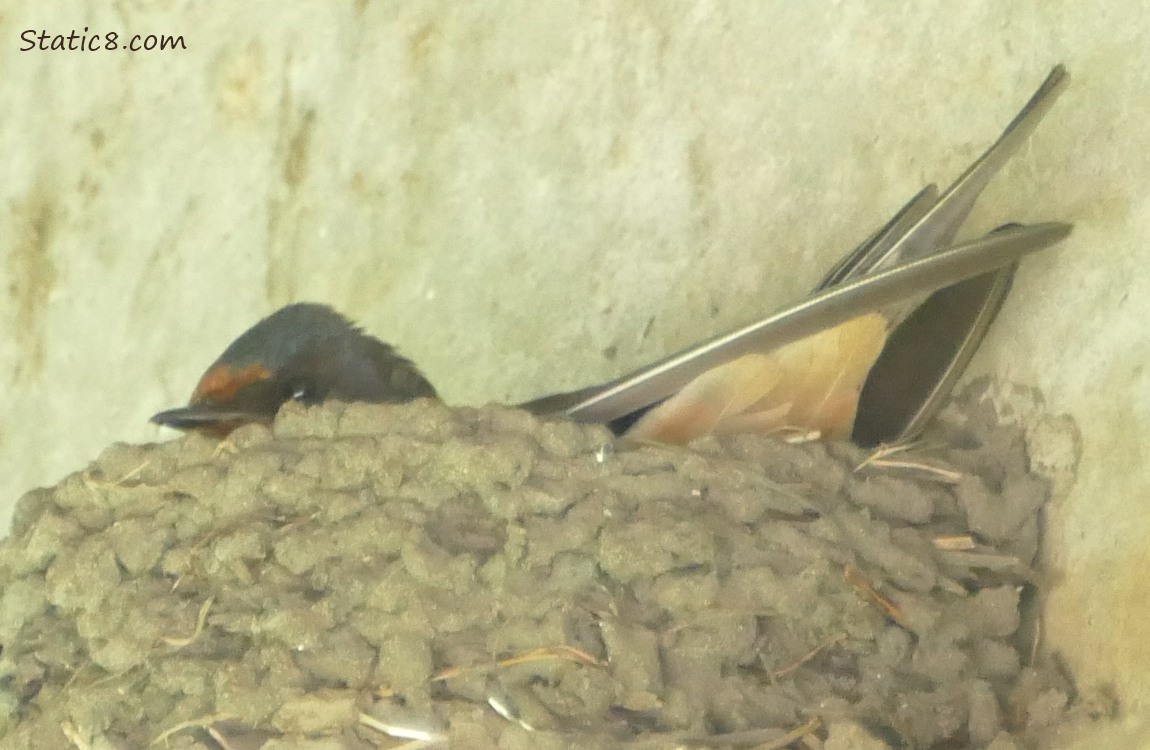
[522,65,1071,441]
[526,223,1070,427]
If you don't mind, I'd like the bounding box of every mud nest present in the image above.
[0,380,1089,749]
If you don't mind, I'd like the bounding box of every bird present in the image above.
[152,66,1071,447]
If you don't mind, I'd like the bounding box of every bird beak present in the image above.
[150,405,271,434]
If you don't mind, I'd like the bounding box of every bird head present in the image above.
[151,303,437,436]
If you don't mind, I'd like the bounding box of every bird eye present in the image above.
[290,380,318,403]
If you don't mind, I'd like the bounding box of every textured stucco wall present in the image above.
[3,2,1147,741]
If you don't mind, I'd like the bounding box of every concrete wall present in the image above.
[3,2,1147,742]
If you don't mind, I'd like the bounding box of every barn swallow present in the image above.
[152,66,1071,446]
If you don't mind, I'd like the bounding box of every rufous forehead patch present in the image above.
[191,363,272,404]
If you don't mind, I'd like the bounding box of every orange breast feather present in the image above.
[625,312,890,444]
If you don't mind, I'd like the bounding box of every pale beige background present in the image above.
[2,2,1147,743]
